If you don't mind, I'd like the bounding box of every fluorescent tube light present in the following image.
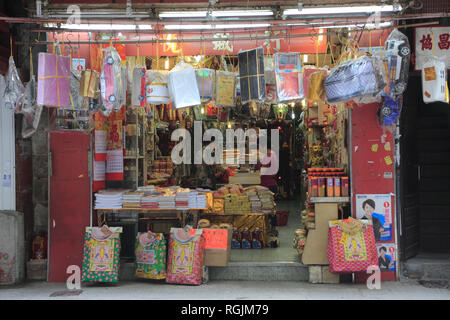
[283,5,401,16]
[164,24,271,30]
[48,23,152,30]
[159,10,273,18]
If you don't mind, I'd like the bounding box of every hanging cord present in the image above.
[10,35,13,57]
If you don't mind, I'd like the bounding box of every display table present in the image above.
[96,208,206,228]
[301,197,350,265]
[229,171,261,186]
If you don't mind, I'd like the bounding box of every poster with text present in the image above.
[355,194,392,242]
[376,243,397,272]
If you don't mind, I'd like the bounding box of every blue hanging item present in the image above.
[379,96,401,126]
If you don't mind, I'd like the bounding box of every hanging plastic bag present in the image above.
[195,68,215,102]
[79,69,99,99]
[168,61,201,109]
[132,66,146,107]
[274,52,304,102]
[238,47,266,104]
[307,70,327,102]
[215,71,236,107]
[21,76,43,139]
[37,52,71,108]
[146,70,170,105]
[68,70,83,110]
[4,56,25,112]
[264,55,276,85]
[100,46,123,116]
[377,96,402,133]
[324,55,386,104]
[383,29,411,97]
[422,55,449,104]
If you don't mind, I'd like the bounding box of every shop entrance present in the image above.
[400,73,450,259]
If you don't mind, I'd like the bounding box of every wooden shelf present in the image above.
[309,197,350,203]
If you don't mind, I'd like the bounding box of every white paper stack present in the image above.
[122,192,143,208]
[94,190,125,209]
[175,191,190,210]
[196,193,207,209]
[158,195,176,209]
[141,195,159,209]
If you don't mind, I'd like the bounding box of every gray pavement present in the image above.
[0,279,449,300]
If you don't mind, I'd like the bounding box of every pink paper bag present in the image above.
[37,53,71,108]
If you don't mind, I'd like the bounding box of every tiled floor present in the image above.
[230,198,302,262]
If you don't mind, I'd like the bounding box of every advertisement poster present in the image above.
[355,194,392,242]
[376,243,397,272]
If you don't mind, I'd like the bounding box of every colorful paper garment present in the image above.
[135,232,167,280]
[166,227,205,285]
[327,218,378,274]
[274,52,304,102]
[238,47,266,104]
[82,226,122,283]
[37,52,71,108]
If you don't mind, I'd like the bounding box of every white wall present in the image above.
[0,75,16,211]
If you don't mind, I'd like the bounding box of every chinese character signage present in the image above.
[415,26,450,71]
[355,194,393,242]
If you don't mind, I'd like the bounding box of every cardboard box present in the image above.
[27,259,47,280]
[203,228,232,267]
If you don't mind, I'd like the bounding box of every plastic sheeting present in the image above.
[422,55,449,104]
[168,61,201,109]
[195,68,215,102]
[21,76,43,139]
[131,66,146,107]
[68,70,84,110]
[383,29,411,97]
[324,56,386,104]
[274,52,304,102]
[3,56,25,112]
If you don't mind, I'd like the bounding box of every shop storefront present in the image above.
[0,1,449,287]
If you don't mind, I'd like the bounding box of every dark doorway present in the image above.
[400,73,450,260]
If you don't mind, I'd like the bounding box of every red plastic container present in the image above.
[276,210,290,226]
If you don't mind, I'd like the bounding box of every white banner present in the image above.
[415,26,450,71]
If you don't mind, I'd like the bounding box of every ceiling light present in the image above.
[283,5,401,16]
[159,10,273,18]
[47,23,152,30]
[164,23,271,30]
[321,21,393,29]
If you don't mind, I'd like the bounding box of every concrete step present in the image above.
[119,261,310,282]
[403,253,450,281]
[209,261,309,281]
